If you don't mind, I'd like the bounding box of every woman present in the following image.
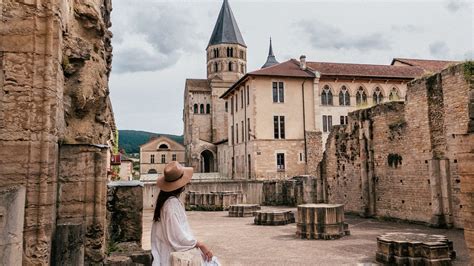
[151,161,216,265]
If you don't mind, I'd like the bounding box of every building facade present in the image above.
[183,0,246,173]
[139,136,185,178]
[220,56,456,179]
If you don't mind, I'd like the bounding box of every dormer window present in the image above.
[158,144,169,150]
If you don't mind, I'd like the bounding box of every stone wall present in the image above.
[0,0,114,264]
[320,63,472,229]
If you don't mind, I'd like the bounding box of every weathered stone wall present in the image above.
[320,63,471,228]
[262,176,316,206]
[0,0,114,264]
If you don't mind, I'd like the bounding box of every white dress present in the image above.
[151,197,198,266]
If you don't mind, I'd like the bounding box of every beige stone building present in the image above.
[183,0,246,174]
[119,156,133,181]
[140,136,185,178]
[220,55,456,179]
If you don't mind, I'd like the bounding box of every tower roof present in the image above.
[261,38,279,68]
[208,0,246,48]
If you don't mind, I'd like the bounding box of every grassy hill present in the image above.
[118,130,184,154]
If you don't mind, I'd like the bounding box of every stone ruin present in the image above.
[228,204,261,217]
[185,191,245,211]
[262,175,318,206]
[1,0,117,264]
[296,204,350,240]
[376,232,456,265]
[254,210,295,226]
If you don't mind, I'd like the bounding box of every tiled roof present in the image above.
[391,58,458,73]
[308,61,424,79]
[208,0,246,47]
[250,59,315,78]
[185,79,211,92]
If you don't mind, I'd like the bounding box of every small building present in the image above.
[118,156,133,181]
[139,136,185,179]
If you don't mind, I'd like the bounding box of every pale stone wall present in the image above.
[139,136,185,175]
[0,0,114,264]
[320,63,472,228]
[207,43,246,81]
[119,160,133,181]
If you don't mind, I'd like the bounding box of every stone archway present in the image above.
[200,150,214,173]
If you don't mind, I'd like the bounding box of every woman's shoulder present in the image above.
[162,196,182,211]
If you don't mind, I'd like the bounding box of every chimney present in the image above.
[300,55,307,70]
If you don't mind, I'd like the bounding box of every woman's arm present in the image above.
[195,241,213,262]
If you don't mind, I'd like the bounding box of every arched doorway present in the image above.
[200,150,214,173]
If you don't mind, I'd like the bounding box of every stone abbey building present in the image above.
[184,0,457,179]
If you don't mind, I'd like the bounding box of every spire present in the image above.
[261,37,279,69]
[208,0,246,48]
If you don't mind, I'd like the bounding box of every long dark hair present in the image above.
[153,186,185,221]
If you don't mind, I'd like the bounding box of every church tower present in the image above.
[207,0,247,81]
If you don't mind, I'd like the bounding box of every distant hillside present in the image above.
[118,130,184,154]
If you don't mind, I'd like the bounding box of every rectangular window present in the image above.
[299,152,304,162]
[248,154,251,179]
[340,116,349,125]
[150,154,155,164]
[172,154,177,161]
[323,115,333,132]
[231,96,234,115]
[231,125,234,145]
[236,123,239,144]
[277,153,285,171]
[274,116,279,139]
[161,154,166,164]
[272,82,284,103]
[247,118,250,141]
[278,82,284,103]
[246,86,250,105]
[241,89,244,109]
[273,116,285,139]
[241,121,244,142]
[225,101,228,112]
[235,94,238,112]
[340,116,345,125]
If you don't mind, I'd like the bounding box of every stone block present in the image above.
[296,204,349,240]
[51,223,85,265]
[228,204,261,217]
[376,232,455,265]
[254,210,295,225]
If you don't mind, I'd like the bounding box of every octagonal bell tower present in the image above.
[207,0,247,82]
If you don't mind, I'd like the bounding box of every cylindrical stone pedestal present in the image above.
[254,210,295,225]
[376,232,456,265]
[296,204,349,240]
[228,204,261,217]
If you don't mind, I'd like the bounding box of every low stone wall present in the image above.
[143,180,264,209]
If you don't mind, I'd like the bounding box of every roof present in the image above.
[139,135,185,149]
[208,0,246,48]
[185,79,211,92]
[262,38,279,69]
[307,61,424,79]
[391,58,458,73]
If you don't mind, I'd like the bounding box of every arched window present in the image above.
[214,62,218,72]
[389,87,400,101]
[373,87,384,104]
[338,86,350,106]
[193,104,198,114]
[227,47,234,57]
[206,104,211,114]
[158,144,169,150]
[356,87,367,106]
[200,104,204,114]
[321,85,333,106]
[228,62,233,71]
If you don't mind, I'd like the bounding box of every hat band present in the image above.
[165,172,184,182]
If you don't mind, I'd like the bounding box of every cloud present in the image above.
[390,24,422,33]
[429,41,450,58]
[463,50,474,60]
[445,0,469,12]
[111,1,205,73]
[297,20,390,51]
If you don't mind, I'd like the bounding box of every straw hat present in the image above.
[156,161,193,192]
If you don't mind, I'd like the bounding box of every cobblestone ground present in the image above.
[142,207,470,265]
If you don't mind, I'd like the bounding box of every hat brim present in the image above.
[156,167,193,192]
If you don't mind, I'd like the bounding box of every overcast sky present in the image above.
[109,0,473,135]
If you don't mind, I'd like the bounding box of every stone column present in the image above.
[428,159,453,227]
[0,186,26,266]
